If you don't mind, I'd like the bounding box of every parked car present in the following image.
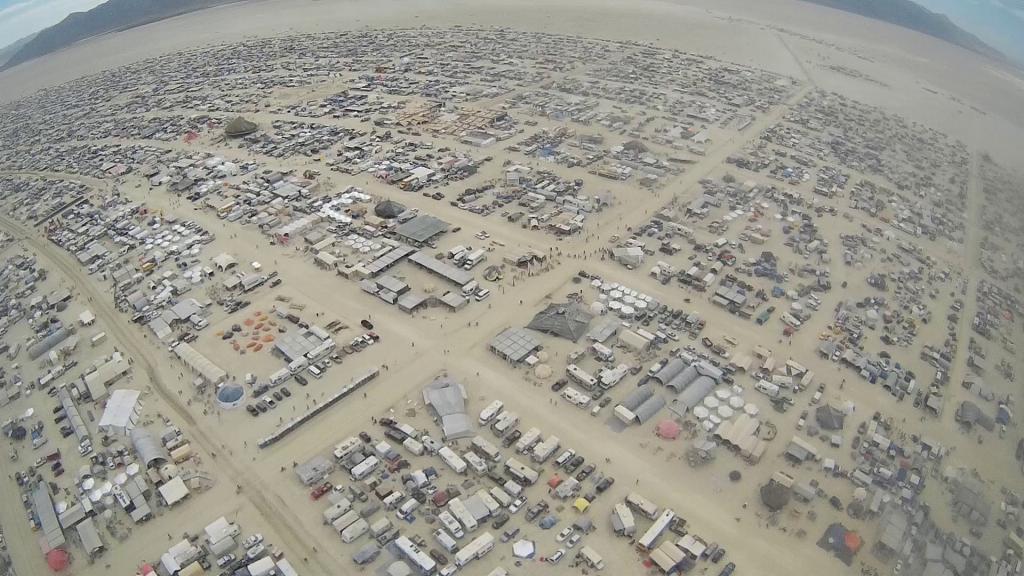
[556,527,574,542]
[548,548,565,564]
[216,554,236,568]
[243,534,263,549]
[566,533,581,548]
[711,547,727,563]
[595,476,615,493]
[294,375,308,386]
[491,512,510,529]
[576,464,596,481]
[719,562,736,576]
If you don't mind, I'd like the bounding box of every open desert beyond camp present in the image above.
[0,2,1023,576]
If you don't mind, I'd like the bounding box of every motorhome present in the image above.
[514,428,541,454]
[478,400,504,425]
[439,447,468,474]
[625,492,659,520]
[503,457,539,486]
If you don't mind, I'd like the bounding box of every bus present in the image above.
[503,457,539,486]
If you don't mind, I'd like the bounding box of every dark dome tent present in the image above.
[224,116,258,137]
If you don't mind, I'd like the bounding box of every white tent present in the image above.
[512,539,536,559]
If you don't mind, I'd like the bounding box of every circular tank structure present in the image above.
[216,384,246,410]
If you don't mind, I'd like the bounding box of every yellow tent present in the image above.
[573,497,590,513]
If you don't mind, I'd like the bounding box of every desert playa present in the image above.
[0,2,1022,576]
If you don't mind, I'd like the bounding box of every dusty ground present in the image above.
[0,2,1022,576]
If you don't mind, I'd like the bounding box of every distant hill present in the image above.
[803,0,1006,62]
[0,33,38,67]
[2,0,237,70]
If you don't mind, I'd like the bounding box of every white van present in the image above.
[308,364,324,379]
[474,289,491,302]
[396,498,420,520]
[461,281,479,297]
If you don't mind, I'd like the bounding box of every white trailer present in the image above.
[637,509,675,551]
[350,456,379,481]
[333,437,361,460]
[625,492,659,520]
[369,517,392,538]
[438,446,468,474]
[754,380,781,398]
[463,451,488,473]
[502,479,523,497]
[611,503,636,537]
[322,499,352,524]
[454,532,495,567]
[492,411,518,435]
[341,518,369,543]
[474,489,501,515]
[488,487,512,508]
[471,436,501,461]
[403,437,425,456]
[434,528,460,553]
[515,427,541,454]
[438,510,465,539]
[531,435,560,463]
[503,457,539,486]
[332,510,360,534]
[395,536,436,575]
[448,498,478,532]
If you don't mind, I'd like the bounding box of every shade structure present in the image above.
[703,396,720,409]
[744,403,760,416]
[701,420,716,432]
[82,478,95,490]
[46,549,69,571]
[655,420,681,440]
[692,406,710,420]
[113,473,128,485]
[728,396,745,409]
[717,406,734,419]
[715,389,732,400]
[534,364,552,379]
[512,540,535,559]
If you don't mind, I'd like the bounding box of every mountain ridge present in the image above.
[2,0,238,70]
[802,0,1008,63]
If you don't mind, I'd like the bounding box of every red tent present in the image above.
[547,475,562,489]
[655,420,681,440]
[844,531,863,553]
[46,549,69,572]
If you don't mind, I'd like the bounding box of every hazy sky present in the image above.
[0,0,105,46]
[0,0,1023,63]
[914,0,1024,63]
